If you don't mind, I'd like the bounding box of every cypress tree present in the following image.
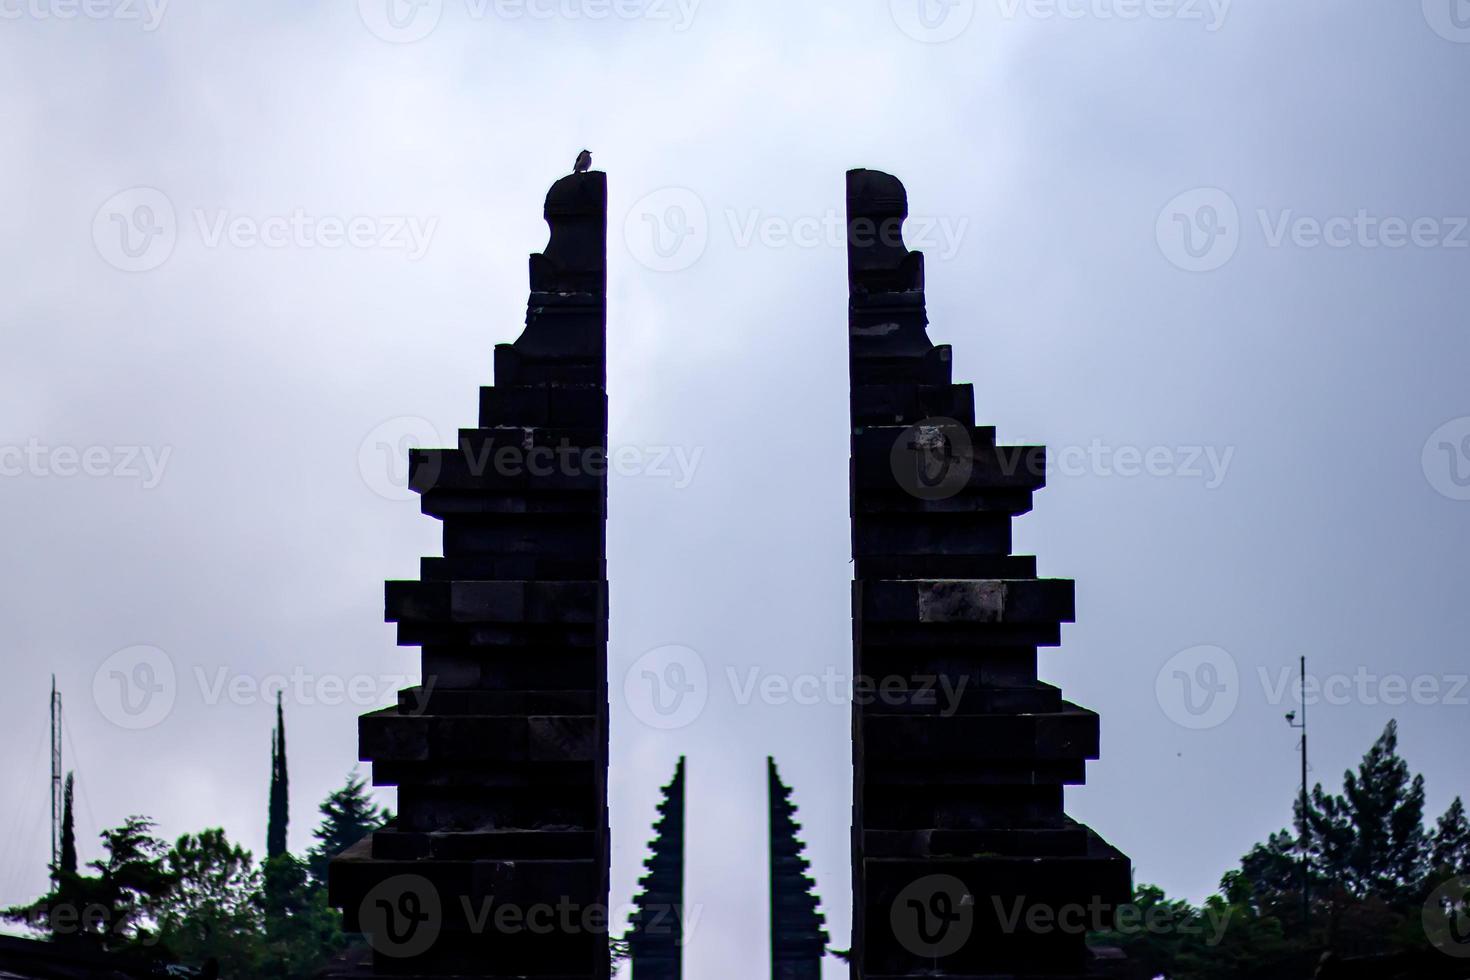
[59,772,77,875]
[267,693,289,859]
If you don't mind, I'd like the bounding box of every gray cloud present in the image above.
[2,3,1468,976]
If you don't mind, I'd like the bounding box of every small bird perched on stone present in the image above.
[573,149,592,174]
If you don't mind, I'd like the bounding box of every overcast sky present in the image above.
[3,1,1469,976]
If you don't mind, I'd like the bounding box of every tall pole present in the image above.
[1300,655,1309,935]
[50,675,62,879]
[1287,656,1309,938]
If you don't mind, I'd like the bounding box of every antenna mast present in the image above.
[50,675,63,879]
[1286,656,1309,935]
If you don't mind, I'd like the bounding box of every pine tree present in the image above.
[306,771,390,889]
[1339,721,1428,898]
[59,772,77,876]
[1432,797,1470,875]
[267,693,289,860]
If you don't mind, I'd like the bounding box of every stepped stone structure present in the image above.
[768,758,828,980]
[330,170,611,978]
[845,169,1132,978]
[627,757,687,979]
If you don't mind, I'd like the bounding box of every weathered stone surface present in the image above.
[328,172,610,979]
[846,169,1131,979]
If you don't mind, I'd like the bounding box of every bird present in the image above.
[573,149,592,174]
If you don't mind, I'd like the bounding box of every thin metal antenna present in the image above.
[50,675,63,879]
[1286,656,1309,935]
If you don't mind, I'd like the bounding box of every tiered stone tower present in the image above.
[627,757,686,979]
[846,169,1131,978]
[768,758,828,980]
[330,171,611,978]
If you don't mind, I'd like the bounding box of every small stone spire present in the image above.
[769,757,827,980]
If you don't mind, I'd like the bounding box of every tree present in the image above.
[1087,883,1199,978]
[155,829,264,976]
[268,693,289,861]
[1431,797,1470,875]
[1239,830,1303,911]
[1337,721,1428,900]
[261,854,344,978]
[82,816,175,950]
[3,816,176,953]
[59,772,77,877]
[1095,719,1462,978]
[306,770,390,889]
